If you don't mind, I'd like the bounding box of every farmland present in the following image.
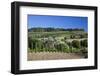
[28,28,88,60]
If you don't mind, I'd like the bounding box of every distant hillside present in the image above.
[28,27,85,32]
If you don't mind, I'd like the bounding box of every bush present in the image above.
[64,37,66,40]
[80,33,88,38]
[71,47,80,53]
[61,39,64,41]
[72,40,80,48]
[81,39,88,47]
[80,48,88,58]
[54,43,69,52]
[70,35,75,39]
[80,48,88,53]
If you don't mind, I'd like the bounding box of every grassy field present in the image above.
[28,28,88,60]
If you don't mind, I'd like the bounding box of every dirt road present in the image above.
[28,52,85,61]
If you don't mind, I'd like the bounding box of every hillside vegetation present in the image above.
[28,28,88,58]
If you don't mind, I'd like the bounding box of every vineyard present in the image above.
[28,28,88,60]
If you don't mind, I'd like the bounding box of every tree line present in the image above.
[28,27,85,32]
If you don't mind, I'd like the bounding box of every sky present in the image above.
[28,15,88,32]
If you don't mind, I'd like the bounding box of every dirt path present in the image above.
[28,52,85,61]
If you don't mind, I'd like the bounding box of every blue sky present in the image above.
[28,15,88,32]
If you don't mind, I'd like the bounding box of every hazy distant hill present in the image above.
[28,27,85,32]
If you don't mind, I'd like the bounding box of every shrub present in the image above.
[71,47,80,53]
[80,48,88,58]
[81,39,88,47]
[61,39,64,41]
[54,43,69,52]
[72,40,80,48]
[64,37,67,40]
[80,48,88,53]
[70,35,75,39]
[80,33,88,38]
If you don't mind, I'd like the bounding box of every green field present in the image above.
[28,28,88,58]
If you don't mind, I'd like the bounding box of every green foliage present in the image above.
[80,34,88,38]
[80,48,88,53]
[28,28,88,53]
[80,48,88,58]
[81,39,88,47]
[28,27,85,32]
[72,40,80,48]
[70,35,75,39]
[64,37,67,40]
[71,47,80,53]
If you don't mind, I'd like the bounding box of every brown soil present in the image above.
[28,52,85,61]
